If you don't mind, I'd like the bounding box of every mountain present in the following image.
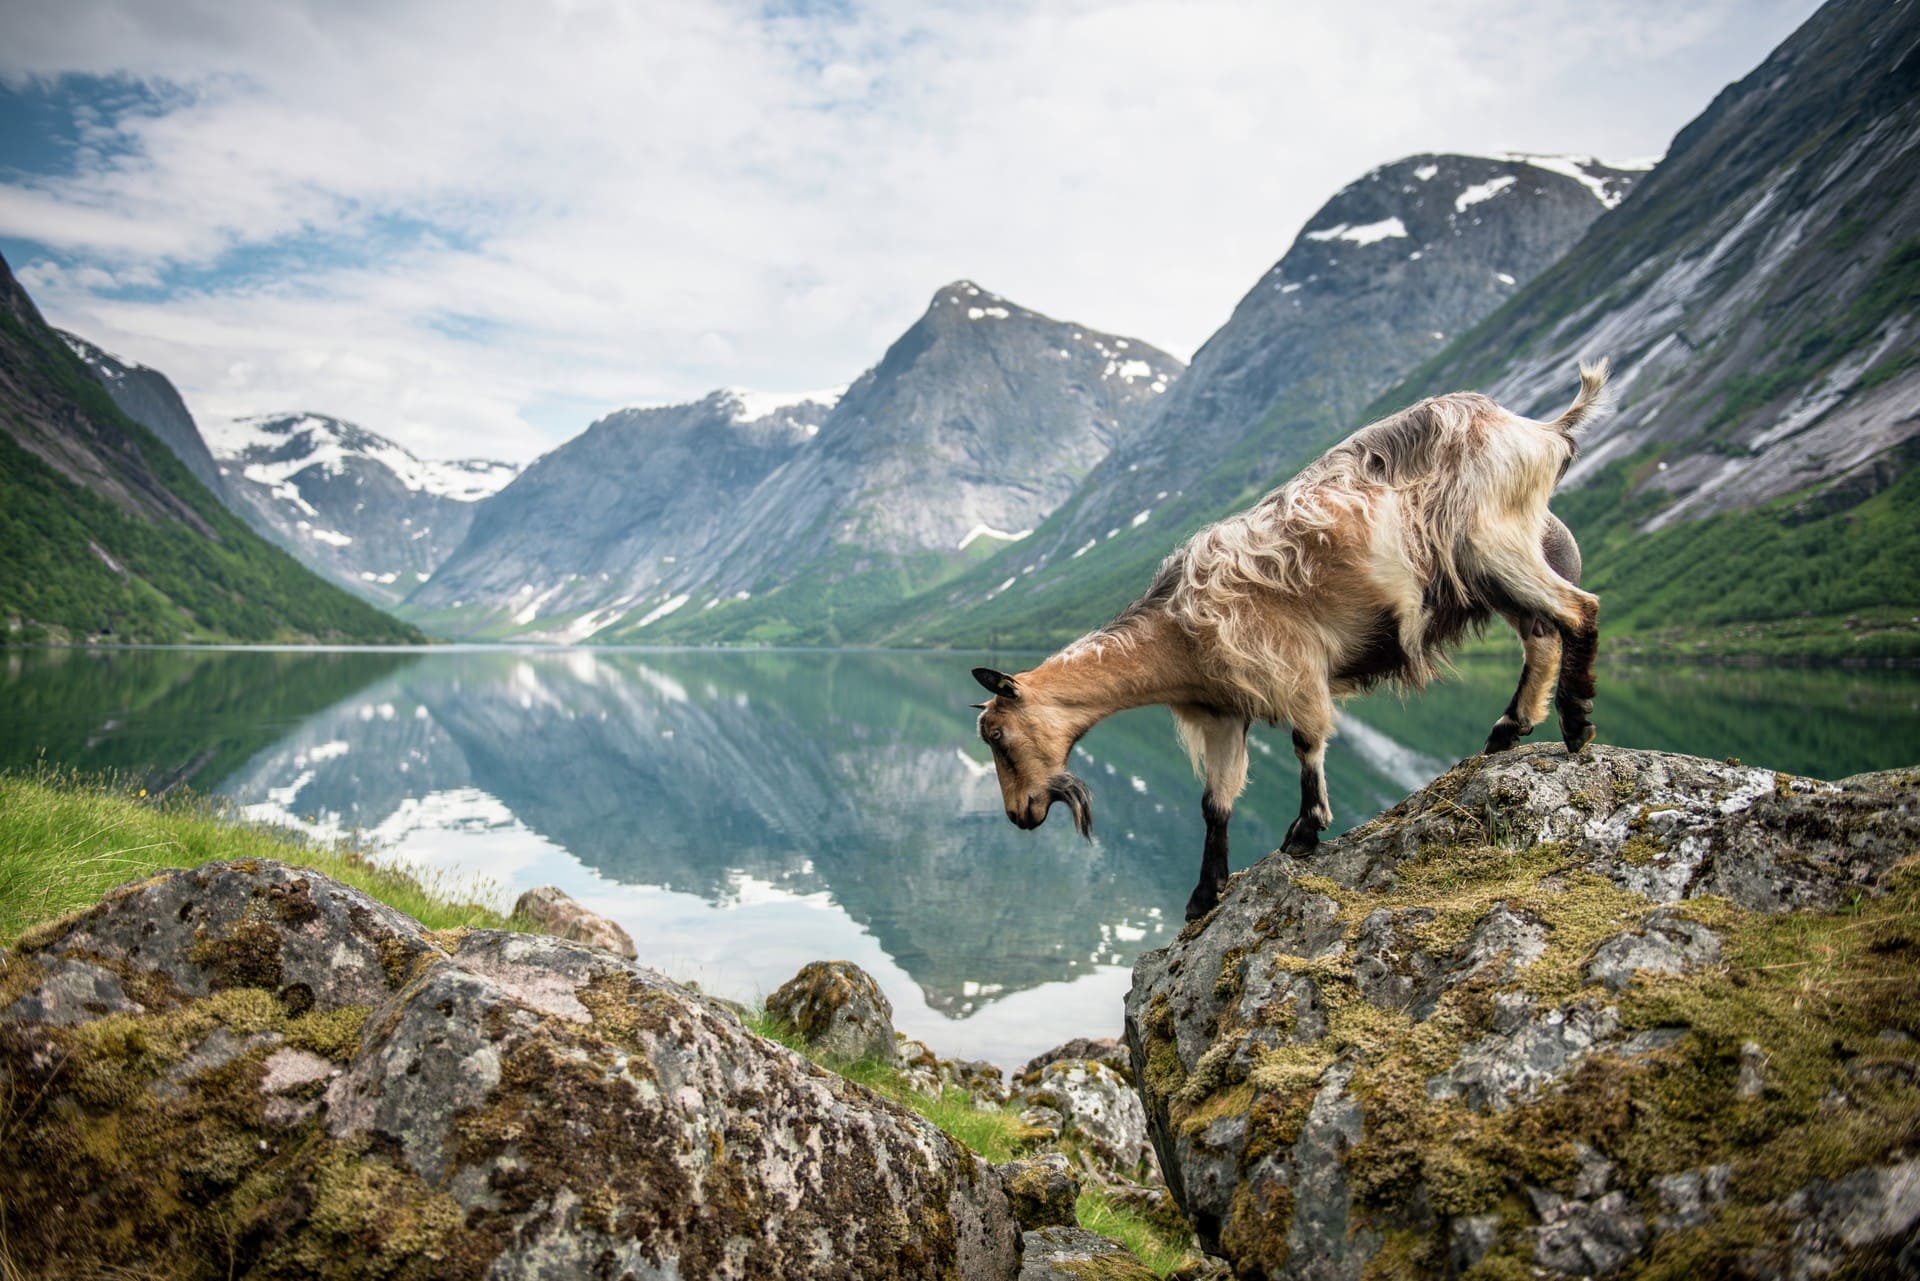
[0,252,421,644]
[208,413,519,608]
[405,388,838,641]
[1362,0,1920,654]
[420,282,1183,643]
[60,331,229,501]
[872,154,1645,646]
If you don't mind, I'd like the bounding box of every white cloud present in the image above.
[0,0,1822,461]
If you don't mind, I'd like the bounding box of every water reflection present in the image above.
[4,646,1917,1067]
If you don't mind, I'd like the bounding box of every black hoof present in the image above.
[1281,816,1321,857]
[1184,882,1224,922]
[1483,717,1530,754]
[1563,720,1596,753]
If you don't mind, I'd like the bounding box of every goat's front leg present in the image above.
[1183,714,1250,922]
[1186,790,1233,922]
[1485,613,1561,753]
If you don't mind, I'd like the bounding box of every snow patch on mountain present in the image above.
[720,386,848,423]
[1306,216,1410,246]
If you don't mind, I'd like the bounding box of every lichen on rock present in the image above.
[1124,746,1920,1279]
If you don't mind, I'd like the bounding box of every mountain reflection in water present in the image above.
[4,646,1916,1067]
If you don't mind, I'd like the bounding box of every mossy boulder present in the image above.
[1124,746,1920,1279]
[1,860,1022,1279]
[766,958,897,1063]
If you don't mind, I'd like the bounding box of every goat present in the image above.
[972,362,1607,920]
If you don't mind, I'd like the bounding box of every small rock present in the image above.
[996,1154,1079,1230]
[1738,1040,1769,1098]
[1022,1036,1131,1083]
[259,1046,337,1094]
[1017,1226,1156,1280]
[1016,1059,1148,1176]
[511,885,636,959]
[764,959,895,1063]
[1530,1189,1650,1276]
[1430,1001,1622,1111]
[1584,910,1722,991]
[1020,1105,1065,1144]
[1571,1142,1616,1199]
[1652,1164,1731,1231]
[1450,1213,1501,1273]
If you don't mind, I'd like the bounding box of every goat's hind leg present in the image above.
[1484,612,1562,753]
[1485,553,1599,754]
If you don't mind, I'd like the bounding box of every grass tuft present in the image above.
[0,767,512,946]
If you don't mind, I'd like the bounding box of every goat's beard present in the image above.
[1047,772,1094,839]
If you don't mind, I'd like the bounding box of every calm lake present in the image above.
[5,645,1917,1068]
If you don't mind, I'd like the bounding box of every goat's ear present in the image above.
[972,667,1019,699]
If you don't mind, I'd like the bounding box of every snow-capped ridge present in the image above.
[209,412,519,503]
[720,385,848,423]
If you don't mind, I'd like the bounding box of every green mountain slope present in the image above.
[0,255,424,645]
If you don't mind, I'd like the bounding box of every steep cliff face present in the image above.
[0,252,420,644]
[60,331,229,501]
[405,388,836,640]
[210,413,518,608]
[881,155,1640,647]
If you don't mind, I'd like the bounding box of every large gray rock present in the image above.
[1,861,1022,1279]
[1125,748,1920,1279]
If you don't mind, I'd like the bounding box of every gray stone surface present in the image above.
[0,955,144,1026]
[1017,1226,1157,1280]
[23,858,439,1009]
[1014,1058,1149,1178]
[1584,910,1722,991]
[995,1154,1079,1230]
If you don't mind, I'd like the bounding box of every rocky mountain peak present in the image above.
[208,411,520,607]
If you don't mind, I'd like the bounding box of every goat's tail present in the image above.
[1551,358,1611,440]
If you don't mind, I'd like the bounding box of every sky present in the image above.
[0,0,1824,464]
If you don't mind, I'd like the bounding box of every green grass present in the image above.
[1074,1189,1197,1275]
[0,769,510,946]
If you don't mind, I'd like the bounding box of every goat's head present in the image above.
[971,666,1093,838]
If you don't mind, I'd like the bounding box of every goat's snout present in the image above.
[1008,800,1048,830]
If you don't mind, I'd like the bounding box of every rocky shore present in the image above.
[3,744,1916,1278]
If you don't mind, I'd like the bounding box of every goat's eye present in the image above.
[987,728,1004,744]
